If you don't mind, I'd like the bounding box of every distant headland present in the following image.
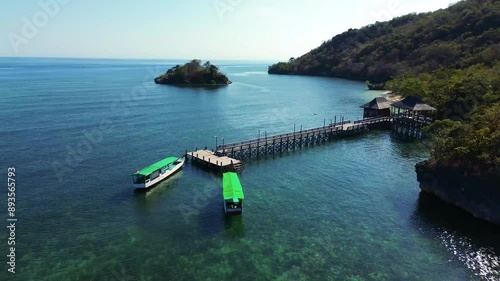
[268,0,500,225]
[154,59,231,86]
[267,0,497,84]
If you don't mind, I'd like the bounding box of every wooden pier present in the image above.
[392,114,434,139]
[186,96,437,173]
[187,149,244,172]
[211,117,391,161]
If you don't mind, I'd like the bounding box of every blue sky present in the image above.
[1,0,458,60]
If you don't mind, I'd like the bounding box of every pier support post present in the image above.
[257,140,259,158]
[299,125,303,147]
[293,129,296,149]
[264,133,267,156]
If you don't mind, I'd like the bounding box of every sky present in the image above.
[0,0,458,60]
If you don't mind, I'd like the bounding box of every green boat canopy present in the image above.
[134,157,178,176]
[223,172,244,200]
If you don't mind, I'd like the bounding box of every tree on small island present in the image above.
[154,59,231,86]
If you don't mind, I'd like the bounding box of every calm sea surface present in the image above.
[0,57,499,281]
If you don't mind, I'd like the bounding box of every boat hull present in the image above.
[132,157,184,189]
[367,83,385,90]
[223,201,243,215]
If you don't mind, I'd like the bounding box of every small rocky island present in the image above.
[154,59,231,86]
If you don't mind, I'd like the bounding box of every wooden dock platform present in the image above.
[186,149,243,172]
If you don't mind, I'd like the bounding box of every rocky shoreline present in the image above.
[416,160,500,225]
[154,75,231,85]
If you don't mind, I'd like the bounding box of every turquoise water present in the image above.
[0,57,499,281]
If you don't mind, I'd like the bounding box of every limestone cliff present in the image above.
[416,160,500,225]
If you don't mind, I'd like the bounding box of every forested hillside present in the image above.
[269,0,500,175]
[268,0,499,83]
[396,64,500,174]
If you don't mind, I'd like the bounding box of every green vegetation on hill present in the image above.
[155,60,231,85]
[269,0,499,175]
[388,63,500,174]
[268,0,499,83]
[386,64,499,117]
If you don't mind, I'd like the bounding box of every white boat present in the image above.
[132,156,185,189]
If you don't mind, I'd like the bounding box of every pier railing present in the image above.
[216,120,353,149]
[392,114,433,124]
[188,115,432,164]
[215,116,392,158]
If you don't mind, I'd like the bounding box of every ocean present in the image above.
[0,57,498,281]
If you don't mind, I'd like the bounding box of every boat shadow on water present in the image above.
[133,171,184,201]
[224,215,245,238]
[197,191,245,238]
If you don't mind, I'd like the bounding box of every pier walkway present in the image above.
[187,149,243,172]
[186,117,392,172]
[214,117,391,160]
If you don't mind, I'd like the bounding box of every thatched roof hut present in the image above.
[391,96,436,112]
[360,97,392,110]
[360,97,392,118]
